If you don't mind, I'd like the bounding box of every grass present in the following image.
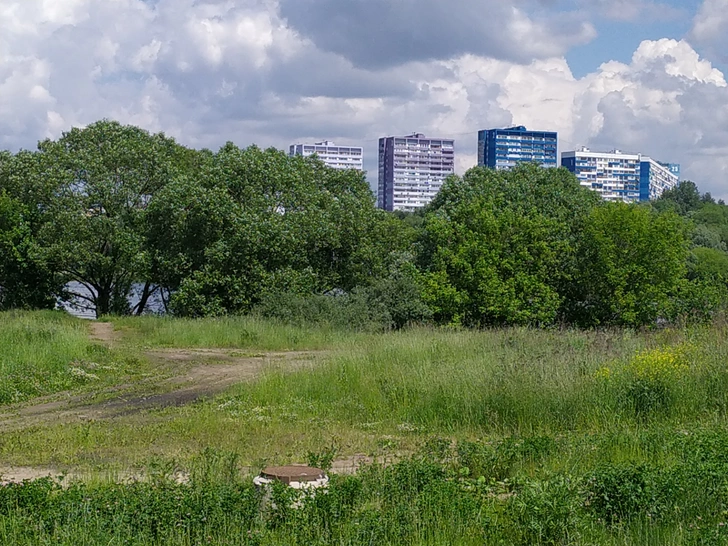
[2,433,728,545]
[3,321,726,468]
[3,312,728,543]
[0,310,146,404]
[110,314,363,351]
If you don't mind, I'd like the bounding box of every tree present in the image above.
[691,203,728,247]
[0,192,59,310]
[418,164,600,326]
[653,180,703,215]
[688,246,728,284]
[691,224,727,251]
[569,203,689,327]
[146,144,410,317]
[0,151,64,309]
[32,120,195,317]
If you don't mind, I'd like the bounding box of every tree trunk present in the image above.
[95,288,111,318]
[135,281,153,316]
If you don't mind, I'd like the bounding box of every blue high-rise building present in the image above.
[639,158,680,202]
[477,126,558,170]
[561,147,679,203]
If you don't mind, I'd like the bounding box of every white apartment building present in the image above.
[561,147,642,203]
[288,141,363,171]
[562,147,680,203]
[377,133,455,212]
[640,157,680,201]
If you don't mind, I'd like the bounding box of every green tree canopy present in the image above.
[146,144,410,317]
[0,192,59,310]
[418,164,600,326]
[653,180,703,215]
[0,151,63,310]
[569,203,689,327]
[31,120,197,317]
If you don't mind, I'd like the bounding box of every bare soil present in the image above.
[0,349,321,431]
[88,322,119,345]
[0,322,328,483]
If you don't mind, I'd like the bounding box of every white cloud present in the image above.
[691,0,728,62]
[376,39,728,198]
[0,2,727,201]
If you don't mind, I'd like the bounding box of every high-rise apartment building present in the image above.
[288,141,363,171]
[477,126,558,170]
[640,159,680,201]
[561,147,642,202]
[562,147,679,203]
[377,133,455,212]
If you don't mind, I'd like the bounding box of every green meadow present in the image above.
[1,311,728,544]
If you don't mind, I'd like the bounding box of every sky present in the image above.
[1,0,728,199]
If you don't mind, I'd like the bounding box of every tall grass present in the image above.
[3,436,728,545]
[0,310,139,403]
[2,314,728,543]
[111,315,363,350]
[228,325,725,435]
[5,322,726,469]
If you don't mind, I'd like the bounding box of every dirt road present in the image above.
[0,322,322,430]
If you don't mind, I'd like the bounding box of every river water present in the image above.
[60,282,166,319]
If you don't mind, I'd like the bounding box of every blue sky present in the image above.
[564,0,719,76]
[0,0,727,199]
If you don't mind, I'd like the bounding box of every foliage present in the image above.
[4,313,728,543]
[0,192,59,310]
[511,475,581,545]
[585,463,654,524]
[255,251,433,331]
[146,144,411,317]
[16,121,197,317]
[689,247,728,284]
[567,202,689,327]
[418,164,600,326]
[691,224,727,251]
[1,118,727,326]
[8,429,728,545]
[596,344,694,418]
[691,203,728,247]
[653,180,703,215]
[254,291,392,331]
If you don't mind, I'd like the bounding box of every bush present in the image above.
[457,436,557,481]
[596,344,693,419]
[419,164,599,327]
[585,463,655,524]
[568,203,689,327]
[511,475,581,545]
[254,291,390,331]
[254,255,432,332]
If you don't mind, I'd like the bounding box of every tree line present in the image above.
[0,120,726,328]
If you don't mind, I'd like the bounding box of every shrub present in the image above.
[585,463,655,524]
[595,344,693,419]
[511,475,581,545]
[457,436,557,481]
[570,203,689,327]
[254,291,391,331]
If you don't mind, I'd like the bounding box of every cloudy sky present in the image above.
[1,0,727,199]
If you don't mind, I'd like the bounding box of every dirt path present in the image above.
[0,323,329,482]
[0,349,322,431]
[88,321,120,345]
[0,454,377,485]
